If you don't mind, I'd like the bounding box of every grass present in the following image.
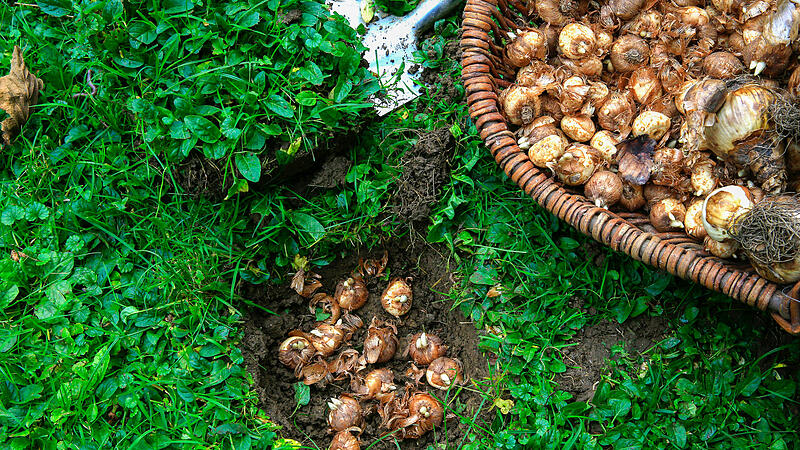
[1,1,799,449]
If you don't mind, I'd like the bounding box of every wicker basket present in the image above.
[459,0,800,334]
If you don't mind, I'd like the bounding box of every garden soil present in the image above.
[239,241,491,449]
[554,310,668,403]
[393,127,455,222]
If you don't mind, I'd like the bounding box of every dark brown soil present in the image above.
[419,39,462,105]
[174,150,226,201]
[392,128,455,222]
[554,314,668,403]
[238,241,490,449]
[309,156,352,189]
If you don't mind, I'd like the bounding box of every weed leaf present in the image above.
[235,152,261,182]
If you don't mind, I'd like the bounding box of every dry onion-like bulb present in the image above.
[628,67,662,105]
[301,359,333,385]
[703,52,744,79]
[334,273,368,311]
[405,332,448,366]
[711,0,743,14]
[691,157,718,197]
[560,115,596,142]
[617,135,655,186]
[643,184,680,206]
[558,23,596,59]
[676,78,728,153]
[607,0,646,20]
[559,76,591,114]
[702,185,754,241]
[540,94,565,123]
[559,56,604,78]
[625,10,662,38]
[584,170,623,208]
[359,250,388,278]
[426,357,465,390]
[593,26,615,56]
[364,317,398,364]
[519,116,568,167]
[597,92,635,132]
[301,324,345,357]
[619,180,646,211]
[278,336,315,371]
[381,277,412,317]
[704,236,740,258]
[632,111,670,140]
[328,395,364,433]
[499,85,542,125]
[610,35,649,72]
[535,0,569,25]
[516,61,558,91]
[330,427,362,450]
[649,198,687,232]
[551,144,604,186]
[406,392,444,436]
[684,200,708,240]
[650,147,684,187]
[590,130,619,162]
[329,349,365,380]
[309,293,342,324]
[506,29,548,67]
[351,368,397,401]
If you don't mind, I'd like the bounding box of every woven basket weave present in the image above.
[459,0,800,334]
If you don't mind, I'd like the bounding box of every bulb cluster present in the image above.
[277,253,469,449]
[500,0,800,283]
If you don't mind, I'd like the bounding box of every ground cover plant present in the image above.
[1,1,799,450]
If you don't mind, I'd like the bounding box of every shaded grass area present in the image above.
[0,2,798,449]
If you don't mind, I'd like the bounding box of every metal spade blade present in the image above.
[328,0,461,115]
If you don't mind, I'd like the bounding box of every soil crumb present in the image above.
[238,241,490,449]
[309,155,351,189]
[174,151,226,201]
[419,39,463,105]
[393,128,455,222]
[555,315,668,403]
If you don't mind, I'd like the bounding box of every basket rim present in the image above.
[458,0,800,334]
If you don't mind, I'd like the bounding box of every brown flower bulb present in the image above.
[334,273,368,311]
[610,35,649,72]
[559,56,604,78]
[406,392,444,435]
[351,368,397,401]
[628,67,662,105]
[559,76,591,114]
[590,130,619,162]
[649,198,687,232]
[278,336,315,371]
[789,65,800,97]
[624,10,663,38]
[551,144,604,186]
[643,184,680,206]
[381,277,413,317]
[364,317,399,364]
[650,147,684,188]
[558,23,596,59]
[516,61,559,90]
[518,116,568,168]
[619,180,646,211]
[499,84,542,125]
[328,349,365,380]
[684,200,708,240]
[426,357,465,390]
[704,236,740,258]
[691,157,718,197]
[309,293,342,324]
[328,395,364,433]
[703,52,744,79]
[358,250,388,278]
[405,332,448,366]
[506,29,548,67]
[560,114,596,142]
[535,0,569,25]
[632,111,671,140]
[597,92,635,132]
[608,0,647,20]
[301,359,333,385]
[616,135,656,186]
[584,170,623,208]
[304,323,345,357]
[702,185,754,241]
[330,428,361,450]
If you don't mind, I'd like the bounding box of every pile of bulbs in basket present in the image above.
[498,0,800,283]
[277,253,465,450]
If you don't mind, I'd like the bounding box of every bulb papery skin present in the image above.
[381,278,413,317]
[702,186,754,242]
[328,395,364,433]
[703,85,775,157]
[406,332,447,366]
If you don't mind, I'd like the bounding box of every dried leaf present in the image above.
[0,46,44,145]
